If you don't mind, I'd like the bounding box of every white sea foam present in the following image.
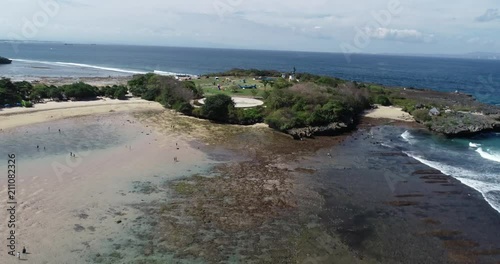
[469,142,481,148]
[154,70,179,76]
[12,59,147,74]
[54,62,147,74]
[476,148,500,163]
[403,151,500,214]
[401,131,416,145]
[380,143,394,149]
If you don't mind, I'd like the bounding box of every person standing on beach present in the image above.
[22,246,27,254]
[17,251,20,259]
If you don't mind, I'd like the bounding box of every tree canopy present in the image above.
[201,94,235,122]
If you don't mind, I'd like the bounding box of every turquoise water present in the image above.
[0,116,137,161]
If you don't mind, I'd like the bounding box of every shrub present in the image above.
[62,82,98,99]
[21,100,33,107]
[201,94,235,122]
[141,88,159,101]
[230,85,239,93]
[412,109,432,122]
[192,107,203,117]
[374,95,391,106]
[265,108,299,131]
[174,102,194,115]
[114,86,128,99]
[392,98,417,113]
[234,107,264,125]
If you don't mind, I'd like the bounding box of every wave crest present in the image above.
[401,131,416,144]
[12,58,148,75]
[476,148,500,163]
[403,151,500,214]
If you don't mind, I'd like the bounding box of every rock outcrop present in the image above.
[425,112,500,136]
[287,122,352,139]
[0,56,12,64]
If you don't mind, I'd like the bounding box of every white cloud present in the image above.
[467,37,495,46]
[0,0,499,53]
[365,28,435,43]
[475,8,500,22]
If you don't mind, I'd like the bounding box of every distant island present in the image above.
[0,56,12,64]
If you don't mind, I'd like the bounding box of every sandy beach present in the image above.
[0,98,164,130]
[364,105,415,122]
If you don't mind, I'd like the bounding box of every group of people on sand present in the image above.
[35,127,65,151]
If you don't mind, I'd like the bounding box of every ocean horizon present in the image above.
[1,42,499,105]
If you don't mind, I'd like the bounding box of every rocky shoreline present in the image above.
[398,88,500,136]
[114,112,500,263]
[288,87,500,139]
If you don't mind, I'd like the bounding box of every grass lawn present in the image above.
[192,76,271,97]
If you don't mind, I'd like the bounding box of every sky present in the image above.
[1,0,499,54]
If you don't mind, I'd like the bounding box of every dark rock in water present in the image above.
[287,121,352,139]
[0,56,12,64]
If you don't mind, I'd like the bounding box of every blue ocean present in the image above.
[0,42,499,213]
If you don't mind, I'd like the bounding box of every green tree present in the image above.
[262,80,269,89]
[374,95,391,106]
[114,86,128,99]
[47,86,63,100]
[201,94,235,122]
[62,82,98,99]
[0,78,21,105]
[14,81,33,99]
[128,73,155,97]
[183,81,204,99]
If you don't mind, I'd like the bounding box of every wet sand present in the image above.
[0,112,208,263]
